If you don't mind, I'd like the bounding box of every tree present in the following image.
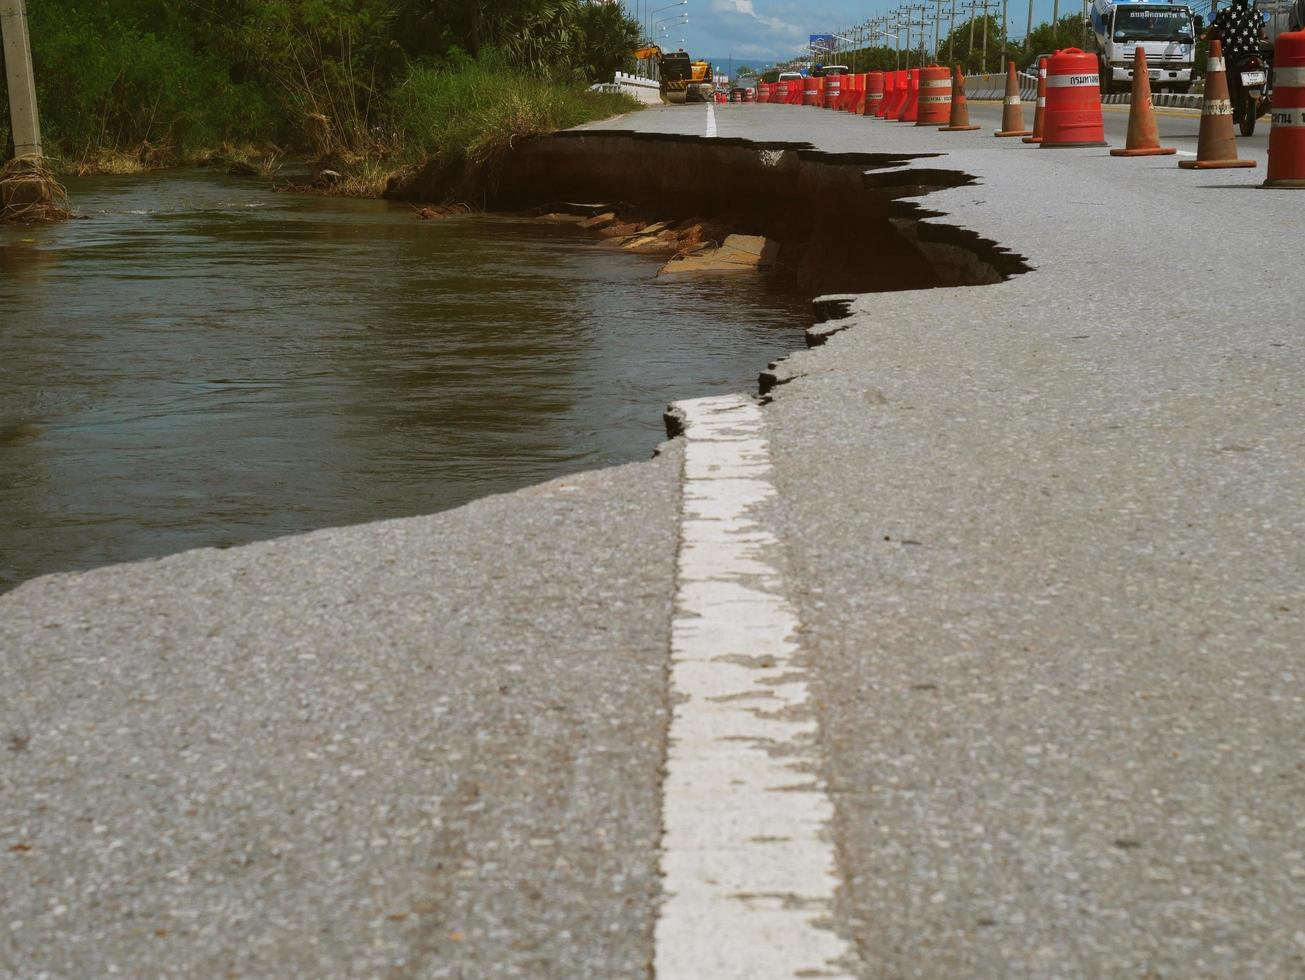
[574,2,641,81]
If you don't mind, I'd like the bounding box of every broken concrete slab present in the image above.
[659,234,781,275]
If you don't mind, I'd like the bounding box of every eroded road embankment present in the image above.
[391,130,1029,296]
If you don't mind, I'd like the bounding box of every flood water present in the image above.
[0,170,807,592]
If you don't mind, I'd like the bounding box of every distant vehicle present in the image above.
[632,46,715,103]
[777,71,803,82]
[1022,53,1055,76]
[1088,0,1201,94]
[811,64,850,77]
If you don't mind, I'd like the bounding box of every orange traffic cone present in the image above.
[1023,57,1049,143]
[941,65,981,131]
[1111,48,1176,156]
[1180,40,1256,169]
[994,61,1033,137]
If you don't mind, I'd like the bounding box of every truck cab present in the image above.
[1089,0,1199,92]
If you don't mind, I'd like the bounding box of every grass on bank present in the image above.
[309,55,641,198]
[4,46,640,195]
[392,54,638,169]
[328,55,642,197]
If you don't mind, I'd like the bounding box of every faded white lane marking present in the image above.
[655,394,853,979]
[706,101,718,137]
[1176,149,1197,156]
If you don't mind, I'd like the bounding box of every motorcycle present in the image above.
[1228,45,1273,137]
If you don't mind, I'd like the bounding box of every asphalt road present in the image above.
[2,455,682,978]
[696,101,1305,978]
[967,98,1266,155]
[4,101,1303,978]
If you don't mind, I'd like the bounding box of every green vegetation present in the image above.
[1,0,642,191]
[393,53,631,165]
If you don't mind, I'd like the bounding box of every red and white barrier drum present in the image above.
[803,75,820,106]
[864,70,885,116]
[1041,47,1108,148]
[823,73,842,109]
[915,64,952,125]
[1265,30,1305,186]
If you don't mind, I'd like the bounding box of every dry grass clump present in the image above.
[0,157,73,224]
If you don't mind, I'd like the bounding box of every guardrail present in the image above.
[963,70,1202,109]
[964,71,1038,101]
[613,72,663,105]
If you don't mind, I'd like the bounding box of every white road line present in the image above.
[705,101,718,138]
[1175,149,1198,156]
[655,394,853,980]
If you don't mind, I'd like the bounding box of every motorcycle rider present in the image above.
[1208,0,1269,118]
[1209,0,1266,54]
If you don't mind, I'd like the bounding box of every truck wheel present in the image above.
[1099,59,1114,95]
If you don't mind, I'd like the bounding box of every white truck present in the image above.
[1088,0,1201,93]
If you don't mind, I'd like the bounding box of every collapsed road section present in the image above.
[390,130,1029,296]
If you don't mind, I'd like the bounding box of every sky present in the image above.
[624,0,1090,67]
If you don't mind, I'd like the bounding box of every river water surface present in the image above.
[0,170,807,592]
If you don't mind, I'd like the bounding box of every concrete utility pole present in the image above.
[950,0,958,61]
[932,0,947,60]
[1,0,42,159]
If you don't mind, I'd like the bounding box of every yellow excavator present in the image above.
[633,46,713,104]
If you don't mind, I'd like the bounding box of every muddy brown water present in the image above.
[0,170,808,593]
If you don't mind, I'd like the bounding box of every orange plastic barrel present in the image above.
[1041,48,1108,147]
[803,76,819,105]
[916,64,952,125]
[823,73,842,108]
[758,82,769,103]
[864,70,885,116]
[1265,30,1305,185]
